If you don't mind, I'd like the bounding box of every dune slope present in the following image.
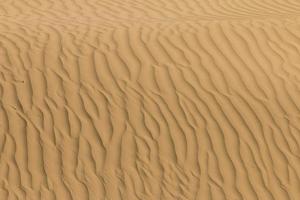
[0,0,300,199]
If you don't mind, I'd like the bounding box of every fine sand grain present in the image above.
[1,0,300,199]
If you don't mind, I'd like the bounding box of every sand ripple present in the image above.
[0,0,300,199]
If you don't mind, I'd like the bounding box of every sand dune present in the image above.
[0,0,300,199]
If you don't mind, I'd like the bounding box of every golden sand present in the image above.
[0,0,300,199]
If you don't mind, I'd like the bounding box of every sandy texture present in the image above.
[1,0,300,199]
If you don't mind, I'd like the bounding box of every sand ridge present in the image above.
[0,0,300,199]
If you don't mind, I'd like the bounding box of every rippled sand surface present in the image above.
[1,0,300,199]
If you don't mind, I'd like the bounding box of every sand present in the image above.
[0,0,300,199]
